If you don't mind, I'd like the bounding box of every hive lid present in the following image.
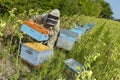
[64,58,85,73]
[23,42,50,52]
[23,20,49,35]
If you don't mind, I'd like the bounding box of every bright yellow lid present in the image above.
[23,42,50,52]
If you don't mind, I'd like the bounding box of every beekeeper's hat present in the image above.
[49,9,60,17]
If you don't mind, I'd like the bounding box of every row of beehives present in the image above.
[20,20,95,68]
[56,23,95,51]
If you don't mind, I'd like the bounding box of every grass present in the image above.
[0,11,120,80]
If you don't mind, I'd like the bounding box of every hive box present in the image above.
[85,23,95,32]
[23,20,49,35]
[21,24,49,41]
[64,58,85,74]
[71,26,86,40]
[20,42,53,67]
[56,29,78,51]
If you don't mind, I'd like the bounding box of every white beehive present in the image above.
[56,29,78,51]
[64,58,85,73]
[20,42,53,68]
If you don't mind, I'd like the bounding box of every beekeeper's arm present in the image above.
[30,14,47,24]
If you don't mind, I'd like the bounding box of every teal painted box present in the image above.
[21,24,49,41]
[64,58,85,73]
[56,29,78,51]
[85,23,95,32]
[71,26,86,39]
[20,42,53,67]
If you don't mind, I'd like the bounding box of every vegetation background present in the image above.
[0,0,120,80]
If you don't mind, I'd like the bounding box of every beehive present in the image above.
[20,42,53,67]
[21,24,49,41]
[23,20,49,35]
[56,29,78,51]
[64,58,85,74]
[71,26,86,40]
[85,23,95,32]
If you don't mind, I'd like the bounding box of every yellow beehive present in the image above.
[23,42,49,52]
[20,42,53,68]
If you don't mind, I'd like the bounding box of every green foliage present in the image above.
[0,0,113,18]
[0,20,5,37]
[60,15,120,79]
[0,5,119,80]
[100,1,113,18]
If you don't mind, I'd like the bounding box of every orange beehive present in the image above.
[23,20,49,35]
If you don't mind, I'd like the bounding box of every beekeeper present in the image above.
[30,9,60,49]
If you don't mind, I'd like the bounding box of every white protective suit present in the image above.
[31,9,60,49]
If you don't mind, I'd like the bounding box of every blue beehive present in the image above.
[85,23,95,32]
[20,42,53,67]
[21,24,49,41]
[71,26,86,40]
[64,58,85,74]
[56,29,78,51]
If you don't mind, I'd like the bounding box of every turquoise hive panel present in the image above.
[56,29,78,51]
[64,58,85,74]
[71,27,86,39]
[21,24,49,41]
[20,43,53,66]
